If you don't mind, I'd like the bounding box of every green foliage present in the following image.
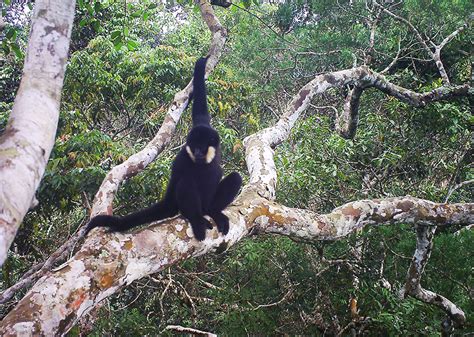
[1,26,23,58]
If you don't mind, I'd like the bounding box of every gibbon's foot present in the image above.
[210,211,229,235]
[205,220,214,229]
[190,217,212,241]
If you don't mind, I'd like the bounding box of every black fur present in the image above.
[86,57,242,241]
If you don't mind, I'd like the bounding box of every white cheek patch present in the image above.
[206,146,216,164]
[186,145,196,162]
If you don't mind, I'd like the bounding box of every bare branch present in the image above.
[365,7,383,65]
[259,196,474,240]
[438,23,469,50]
[375,3,431,53]
[165,325,217,336]
[380,37,401,74]
[252,289,292,310]
[375,2,470,85]
[244,66,471,191]
[445,179,474,202]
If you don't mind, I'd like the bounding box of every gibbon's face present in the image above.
[186,125,220,164]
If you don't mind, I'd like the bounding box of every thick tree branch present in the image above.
[260,197,473,239]
[335,85,364,139]
[0,0,76,267]
[244,66,471,181]
[334,71,471,138]
[1,189,471,335]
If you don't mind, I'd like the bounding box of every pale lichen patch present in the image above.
[255,215,269,226]
[13,321,35,335]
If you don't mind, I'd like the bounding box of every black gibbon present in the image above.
[85,57,242,241]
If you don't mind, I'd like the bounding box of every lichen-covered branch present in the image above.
[0,0,76,267]
[244,66,472,195]
[1,190,472,335]
[91,0,227,216]
[0,223,84,304]
[0,187,258,335]
[257,196,473,240]
[335,85,364,139]
[400,226,466,327]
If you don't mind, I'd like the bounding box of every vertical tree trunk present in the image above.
[0,0,76,266]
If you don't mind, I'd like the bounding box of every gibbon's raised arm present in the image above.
[86,57,242,241]
[192,56,211,126]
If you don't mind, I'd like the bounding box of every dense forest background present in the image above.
[0,0,472,335]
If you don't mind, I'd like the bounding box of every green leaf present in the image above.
[11,43,23,58]
[113,41,124,51]
[2,43,10,55]
[123,27,129,37]
[91,20,100,32]
[79,18,88,28]
[5,28,17,40]
[111,30,122,39]
[131,10,142,18]
[127,40,138,51]
[85,3,94,15]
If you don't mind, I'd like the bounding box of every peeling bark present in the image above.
[0,0,76,267]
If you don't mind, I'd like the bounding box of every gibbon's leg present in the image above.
[176,178,212,241]
[209,172,242,234]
